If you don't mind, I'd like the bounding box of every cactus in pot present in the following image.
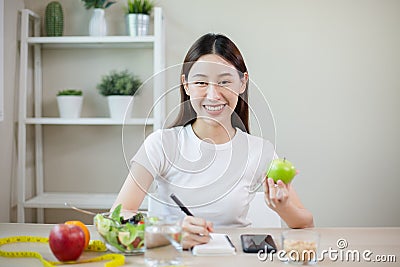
[45,1,64,36]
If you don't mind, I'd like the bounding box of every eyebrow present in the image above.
[190,72,234,78]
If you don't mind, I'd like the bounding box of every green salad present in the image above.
[94,204,145,252]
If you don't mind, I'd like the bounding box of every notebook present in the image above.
[192,233,236,256]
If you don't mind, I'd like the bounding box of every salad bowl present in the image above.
[94,204,146,255]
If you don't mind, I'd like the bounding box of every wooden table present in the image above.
[0,223,398,266]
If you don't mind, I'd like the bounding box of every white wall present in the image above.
[0,0,25,222]
[0,0,4,121]
[1,0,399,226]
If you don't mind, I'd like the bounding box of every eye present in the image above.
[218,80,231,86]
[194,81,208,87]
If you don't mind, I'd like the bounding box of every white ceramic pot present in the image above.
[57,96,83,119]
[126,13,150,36]
[107,95,134,120]
[89,8,107,36]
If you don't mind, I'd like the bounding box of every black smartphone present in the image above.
[240,234,277,253]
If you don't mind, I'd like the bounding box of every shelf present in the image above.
[17,8,165,222]
[24,192,148,211]
[27,36,155,49]
[25,117,154,125]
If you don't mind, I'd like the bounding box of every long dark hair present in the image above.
[170,33,250,133]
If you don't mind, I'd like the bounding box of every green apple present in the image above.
[267,158,296,184]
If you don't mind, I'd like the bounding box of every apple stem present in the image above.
[283,157,286,162]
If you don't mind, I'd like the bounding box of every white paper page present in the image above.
[192,233,236,256]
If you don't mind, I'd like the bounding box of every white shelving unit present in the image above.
[17,8,165,223]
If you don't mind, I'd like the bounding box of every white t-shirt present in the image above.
[131,124,275,227]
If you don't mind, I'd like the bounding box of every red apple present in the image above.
[49,224,85,262]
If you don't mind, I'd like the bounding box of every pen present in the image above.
[170,193,194,216]
[170,193,213,239]
[225,235,236,251]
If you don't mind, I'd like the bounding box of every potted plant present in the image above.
[97,70,142,120]
[125,0,155,36]
[56,89,83,119]
[45,1,64,37]
[81,0,116,36]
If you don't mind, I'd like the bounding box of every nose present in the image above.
[206,83,221,100]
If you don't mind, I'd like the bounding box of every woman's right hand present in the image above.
[181,216,214,249]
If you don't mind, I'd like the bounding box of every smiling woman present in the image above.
[112,33,314,250]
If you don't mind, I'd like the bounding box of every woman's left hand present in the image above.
[264,177,315,228]
[264,177,291,211]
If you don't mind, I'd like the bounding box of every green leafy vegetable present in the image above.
[110,204,122,222]
[94,205,146,252]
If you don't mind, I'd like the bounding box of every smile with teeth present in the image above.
[204,104,225,111]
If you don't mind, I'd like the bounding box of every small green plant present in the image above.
[125,0,155,14]
[81,0,116,9]
[97,70,142,96]
[57,89,83,96]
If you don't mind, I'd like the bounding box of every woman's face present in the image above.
[182,54,248,128]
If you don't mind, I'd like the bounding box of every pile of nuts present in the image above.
[283,239,317,263]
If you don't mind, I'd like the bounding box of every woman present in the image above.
[112,33,314,249]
